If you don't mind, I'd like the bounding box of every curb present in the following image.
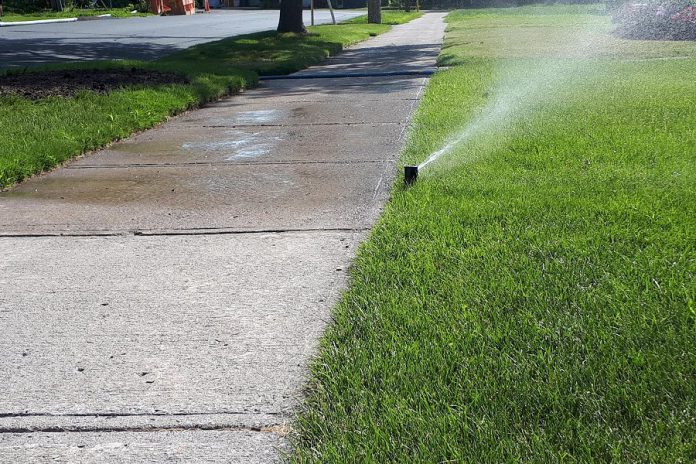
[0,17,77,27]
[77,14,113,21]
[0,14,112,27]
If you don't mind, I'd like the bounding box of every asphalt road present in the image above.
[0,9,363,68]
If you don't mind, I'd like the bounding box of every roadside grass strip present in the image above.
[0,8,150,22]
[0,12,419,188]
[290,6,695,462]
[343,11,423,25]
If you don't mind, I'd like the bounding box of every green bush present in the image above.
[4,0,138,13]
[130,0,150,12]
[4,0,50,14]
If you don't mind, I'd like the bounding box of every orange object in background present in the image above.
[150,0,196,15]
[149,0,165,14]
[180,0,196,15]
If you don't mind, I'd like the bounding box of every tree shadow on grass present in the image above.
[0,37,184,69]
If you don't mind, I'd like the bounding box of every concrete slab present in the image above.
[70,123,404,167]
[177,99,416,126]
[0,232,358,420]
[0,162,393,234]
[0,431,284,463]
[292,14,445,77]
[290,47,440,76]
[0,12,447,462]
[245,76,428,104]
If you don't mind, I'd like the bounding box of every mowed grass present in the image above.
[0,13,417,188]
[438,4,696,62]
[291,6,696,463]
[160,22,392,76]
[343,10,422,25]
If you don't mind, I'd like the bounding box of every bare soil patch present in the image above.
[0,68,188,100]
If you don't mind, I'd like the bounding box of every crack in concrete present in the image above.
[236,98,420,103]
[0,226,369,238]
[0,424,289,435]
[200,121,404,128]
[0,412,291,435]
[0,412,281,418]
[259,69,437,80]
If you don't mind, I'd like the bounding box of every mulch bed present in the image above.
[0,68,189,100]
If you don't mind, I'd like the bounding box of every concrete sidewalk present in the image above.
[0,13,446,462]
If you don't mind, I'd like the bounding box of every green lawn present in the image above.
[0,8,150,22]
[291,5,696,463]
[160,22,393,76]
[344,10,422,25]
[0,13,415,188]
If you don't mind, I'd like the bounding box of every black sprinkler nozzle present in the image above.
[404,165,418,187]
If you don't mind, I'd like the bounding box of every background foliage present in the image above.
[3,0,138,13]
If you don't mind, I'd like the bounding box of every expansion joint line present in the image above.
[201,121,404,128]
[259,69,437,80]
[0,412,281,418]
[0,226,370,239]
[0,412,290,435]
[0,424,288,435]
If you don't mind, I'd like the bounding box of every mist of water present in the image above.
[418,20,611,172]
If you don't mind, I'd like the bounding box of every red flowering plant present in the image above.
[613,1,696,40]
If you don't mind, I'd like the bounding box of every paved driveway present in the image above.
[0,9,363,68]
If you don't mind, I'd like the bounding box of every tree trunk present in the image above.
[326,0,336,25]
[50,0,64,12]
[277,0,306,34]
[368,0,381,24]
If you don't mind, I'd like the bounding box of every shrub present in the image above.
[3,0,140,13]
[4,0,50,14]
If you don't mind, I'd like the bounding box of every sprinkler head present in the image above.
[404,165,418,187]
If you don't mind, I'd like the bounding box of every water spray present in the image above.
[401,22,605,189]
[404,142,452,187]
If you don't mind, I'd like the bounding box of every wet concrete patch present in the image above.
[179,129,284,161]
[72,124,403,167]
[229,109,286,124]
[0,162,394,233]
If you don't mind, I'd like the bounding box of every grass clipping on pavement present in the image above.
[0,12,420,188]
[291,5,695,463]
